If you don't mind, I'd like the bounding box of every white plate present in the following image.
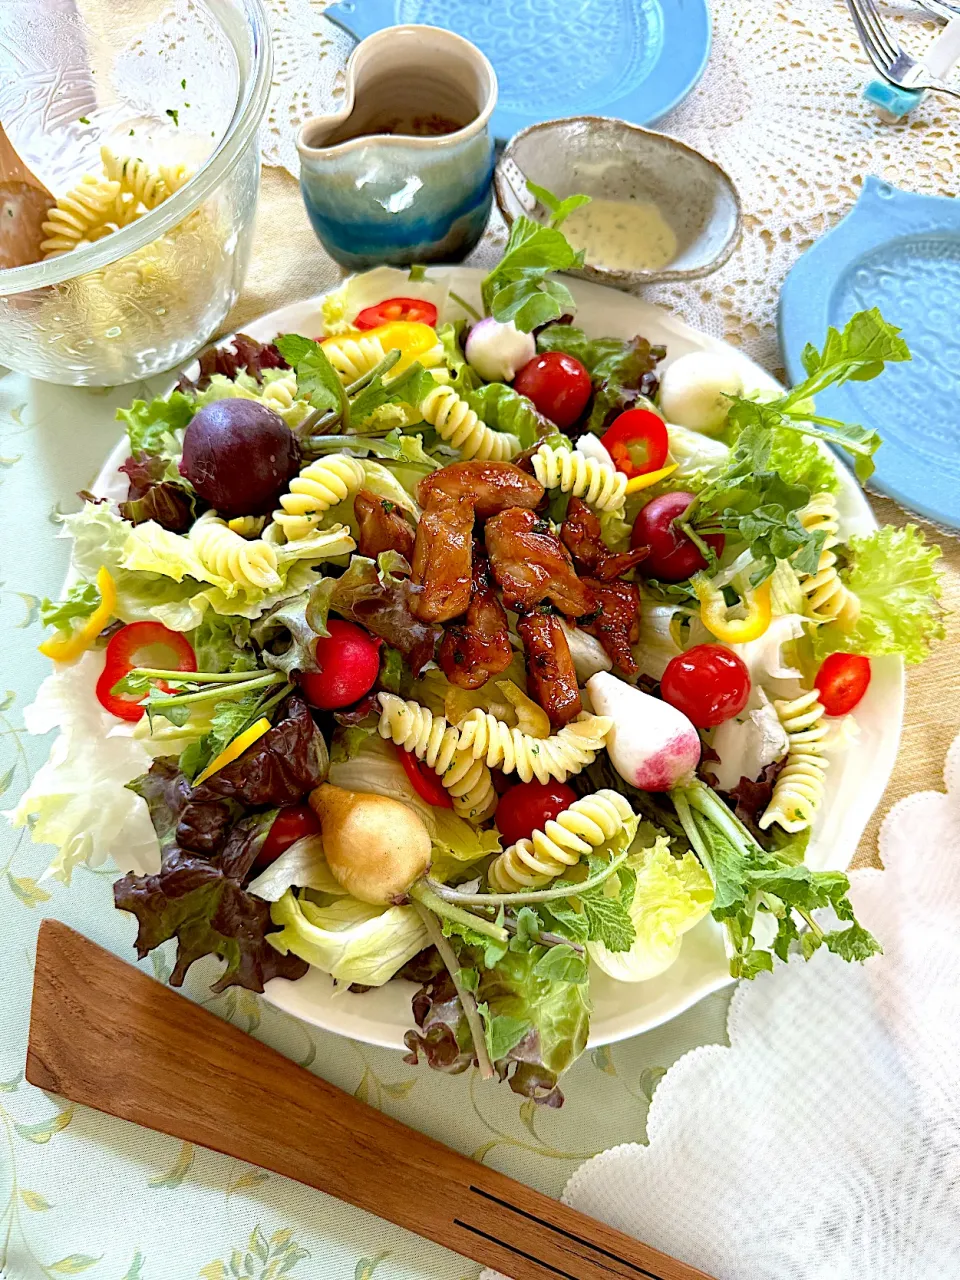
[92,268,904,1050]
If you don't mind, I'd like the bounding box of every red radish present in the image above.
[298,620,381,710]
[587,671,701,792]
[632,490,724,582]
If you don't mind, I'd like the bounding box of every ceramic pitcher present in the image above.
[297,25,498,269]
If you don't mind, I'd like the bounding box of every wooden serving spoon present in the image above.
[0,124,54,269]
[27,920,714,1280]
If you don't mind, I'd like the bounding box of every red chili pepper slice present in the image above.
[396,745,453,808]
[602,408,670,478]
[95,621,197,722]
[354,297,438,330]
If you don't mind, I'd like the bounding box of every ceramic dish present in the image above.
[495,117,742,288]
[780,176,960,530]
[324,0,712,140]
[88,268,904,1051]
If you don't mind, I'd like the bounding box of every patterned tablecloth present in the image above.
[2,2,960,1278]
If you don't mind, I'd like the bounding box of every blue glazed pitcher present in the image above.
[297,25,497,269]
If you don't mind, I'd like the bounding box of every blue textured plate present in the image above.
[779,176,960,530]
[325,0,712,141]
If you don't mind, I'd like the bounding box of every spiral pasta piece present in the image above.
[377,695,497,821]
[759,690,829,833]
[227,515,267,538]
[100,147,167,210]
[419,385,520,461]
[273,455,365,541]
[159,162,192,195]
[260,371,299,412]
[325,334,389,384]
[532,444,627,512]
[795,493,860,630]
[189,511,281,591]
[40,176,122,258]
[456,709,612,785]
[488,789,635,892]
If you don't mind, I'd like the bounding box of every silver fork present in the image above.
[846,0,960,97]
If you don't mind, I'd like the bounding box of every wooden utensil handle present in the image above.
[26,921,711,1280]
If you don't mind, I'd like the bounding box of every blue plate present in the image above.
[325,0,712,141]
[779,176,960,530]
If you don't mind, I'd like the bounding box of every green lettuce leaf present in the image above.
[188,614,258,673]
[467,383,545,449]
[765,430,840,495]
[40,581,101,638]
[193,370,313,430]
[436,321,481,395]
[480,213,583,332]
[812,524,944,666]
[117,391,195,457]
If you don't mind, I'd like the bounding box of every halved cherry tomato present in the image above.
[397,745,453,808]
[602,408,670,478]
[815,652,871,717]
[513,352,592,429]
[495,780,578,846]
[95,621,197,721]
[354,297,438,330]
[257,804,322,869]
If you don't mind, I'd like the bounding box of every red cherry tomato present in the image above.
[513,352,592,430]
[354,297,438,329]
[661,644,751,728]
[257,803,321,869]
[495,780,578,845]
[397,746,453,808]
[632,490,725,582]
[297,620,382,710]
[602,408,669,478]
[95,621,197,721]
[814,652,871,717]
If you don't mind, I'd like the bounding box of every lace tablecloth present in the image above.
[1,2,959,1278]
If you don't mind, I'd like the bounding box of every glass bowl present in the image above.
[0,0,272,386]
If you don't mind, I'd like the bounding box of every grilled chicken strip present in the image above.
[560,496,649,581]
[439,547,513,690]
[354,488,415,560]
[418,459,544,519]
[485,507,596,616]
[411,490,474,623]
[517,611,582,729]
[580,578,641,675]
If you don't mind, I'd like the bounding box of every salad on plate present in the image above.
[11,196,945,1104]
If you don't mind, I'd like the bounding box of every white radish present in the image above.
[587,672,701,792]
[659,352,744,435]
[464,317,536,383]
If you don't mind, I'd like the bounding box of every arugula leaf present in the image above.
[467,383,546,449]
[117,391,195,457]
[480,210,584,332]
[525,182,591,229]
[811,524,944,666]
[349,363,436,428]
[274,333,345,418]
[40,581,101,635]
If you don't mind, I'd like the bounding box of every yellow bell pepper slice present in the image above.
[693,573,772,645]
[38,566,117,663]
[193,717,272,786]
[624,464,679,495]
[324,321,439,376]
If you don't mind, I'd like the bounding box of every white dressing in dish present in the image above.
[562,198,678,272]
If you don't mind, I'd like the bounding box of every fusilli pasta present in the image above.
[532,444,627,511]
[189,511,281,590]
[488,789,635,891]
[795,493,860,629]
[419,385,520,461]
[40,177,122,258]
[272,455,366,541]
[759,690,829,833]
[227,515,267,538]
[377,694,497,821]
[456,709,612,785]
[259,372,299,412]
[100,147,167,210]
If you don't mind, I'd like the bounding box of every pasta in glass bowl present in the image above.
[0,0,271,386]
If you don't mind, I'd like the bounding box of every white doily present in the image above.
[553,731,960,1280]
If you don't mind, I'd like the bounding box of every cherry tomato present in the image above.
[95,621,197,721]
[495,780,578,845]
[397,746,453,808]
[602,408,669,478]
[354,297,438,330]
[257,804,321,869]
[814,652,871,717]
[513,352,592,429]
[297,620,382,711]
[661,644,751,728]
[632,490,725,583]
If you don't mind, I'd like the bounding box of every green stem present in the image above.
[133,667,265,684]
[678,520,717,567]
[684,777,760,854]
[409,882,509,943]
[671,790,714,878]
[796,906,825,941]
[413,903,494,1080]
[449,290,481,321]
[423,850,630,907]
[776,417,872,455]
[345,348,401,396]
[149,672,285,710]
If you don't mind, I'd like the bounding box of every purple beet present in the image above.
[180,399,301,517]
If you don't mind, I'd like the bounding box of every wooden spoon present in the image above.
[0,124,54,269]
[27,920,713,1280]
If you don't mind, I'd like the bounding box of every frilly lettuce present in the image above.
[193,368,313,429]
[5,651,160,884]
[117,391,194,458]
[811,524,944,666]
[247,835,346,902]
[267,889,428,986]
[588,838,714,982]
[320,266,451,336]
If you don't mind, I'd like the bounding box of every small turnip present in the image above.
[309,784,431,905]
[658,352,744,435]
[587,672,701,792]
[464,317,536,383]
